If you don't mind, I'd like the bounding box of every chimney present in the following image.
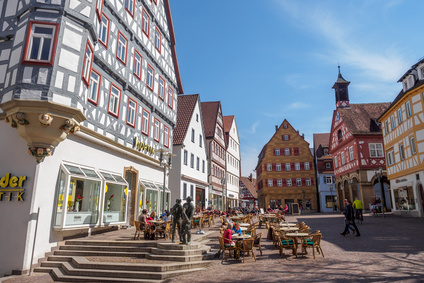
[249,173,252,181]
[302,134,304,139]
[275,125,278,132]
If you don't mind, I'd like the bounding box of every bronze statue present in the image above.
[171,198,183,243]
[181,196,194,245]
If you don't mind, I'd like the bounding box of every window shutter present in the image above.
[291,163,294,171]
[272,163,276,171]
[300,162,304,170]
[274,149,276,156]
[309,162,312,170]
[302,178,305,186]
[323,177,327,184]
[273,179,277,186]
[294,147,299,156]
[311,178,314,185]
[282,179,286,186]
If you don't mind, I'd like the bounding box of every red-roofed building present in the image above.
[169,94,208,208]
[329,67,391,211]
[240,174,257,209]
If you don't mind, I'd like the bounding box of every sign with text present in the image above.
[133,136,155,155]
[0,173,27,202]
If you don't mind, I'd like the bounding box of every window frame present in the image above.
[147,64,155,91]
[349,146,354,161]
[23,21,60,66]
[295,163,300,171]
[391,115,396,130]
[88,69,101,106]
[153,118,160,143]
[164,125,170,148]
[125,0,135,17]
[276,163,281,171]
[167,87,174,109]
[277,179,282,187]
[410,136,417,155]
[96,0,104,20]
[108,83,121,118]
[304,162,310,170]
[142,9,150,38]
[158,76,165,100]
[397,108,403,124]
[284,148,290,156]
[369,143,384,158]
[296,178,302,186]
[155,27,162,53]
[133,49,142,80]
[287,179,292,187]
[275,148,280,156]
[267,179,273,187]
[141,109,150,136]
[406,101,412,118]
[98,13,110,48]
[341,152,345,165]
[81,40,94,86]
[183,150,188,165]
[267,163,272,172]
[116,31,128,65]
[306,178,311,186]
[285,163,291,171]
[126,98,137,128]
[387,150,395,166]
[190,153,194,168]
[399,143,405,160]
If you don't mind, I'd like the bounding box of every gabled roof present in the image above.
[313,133,330,150]
[173,94,199,145]
[201,101,220,138]
[223,115,234,149]
[338,103,391,135]
[240,176,257,198]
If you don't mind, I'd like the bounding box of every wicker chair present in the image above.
[302,233,324,259]
[218,236,237,261]
[238,238,256,263]
[276,232,297,257]
[253,232,263,256]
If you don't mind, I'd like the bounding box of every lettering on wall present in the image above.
[133,136,155,155]
[0,173,27,202]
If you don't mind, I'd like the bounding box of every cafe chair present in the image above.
[192,217,200,229]
[133,221,144,240]
[218,236,237,261]
[238,238,256,263]
[156,221,171,239]
[253,232,263,256]
[258,216,267,228]
[302,233,324,259]
[276,233,297,258]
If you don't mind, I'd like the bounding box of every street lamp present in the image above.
[221,177,226,212]
[158,148,175,216]
[375,168,386,218]
[329,184,334,212]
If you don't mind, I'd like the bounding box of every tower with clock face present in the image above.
[332,66,350,108]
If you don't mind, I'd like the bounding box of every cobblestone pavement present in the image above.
[2,213,424,283]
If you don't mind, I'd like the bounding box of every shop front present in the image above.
[390,174,422,217]
[140,180,170,214]
[209,187,223,211]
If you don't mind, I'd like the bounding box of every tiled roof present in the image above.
[240,176,257,198]
[339,103,391,135]
[173,94,199,145]
[223,115,234,149]
[313,133,330,150]
[201,101,220,138]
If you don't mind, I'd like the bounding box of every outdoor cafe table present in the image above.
[239,227,248,232]
[278,223,297,227]
[239,223,250,227]
[277,227,300,232]
[232,234,252,259]
[286,232,309,256]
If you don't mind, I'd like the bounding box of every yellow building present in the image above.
[379,58,424,217]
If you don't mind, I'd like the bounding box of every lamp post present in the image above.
[158,149,175,216]
[329,184,334,212]
[221,177,226,212]
[375,168,386,218]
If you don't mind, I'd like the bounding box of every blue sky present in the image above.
[170,0,424,177]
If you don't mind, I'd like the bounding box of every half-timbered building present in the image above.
[240,174,257,210]
[0,0,182,276]
[329,68,391,212]
[378,58,424,217]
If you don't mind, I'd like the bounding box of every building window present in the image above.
[325,176,332,184]
[125,0,135,17]
[183,183,187,199]
[295,163,300,171]
[116,31,128,65]
[304,162,310,170]
[82,41,94,86]
[326,195,335,209]
[406,101,412,118]
[196,157,200,171]
[142,9,150,37]
[199,134,202,148]
[267,163,272,171]
[341,152,345,165]
[132,49,142,80]
[191,128,195,143]
[338,130,342,140]
[285,163,291,171]
[183,150,188,165]
[108,84,121,117]
[158,77,165,100]
[283,135,289,141]
[275,148,280,156]
[296,178,302,186]
[410,136,417,155]
[386,150,394,166]
[349,146,354,161]
[391,115,396,130]
[325,162,331,169]
[384,121,389,134]
[88,69,101,105]
[155,27,161,53]
[399,144,405,160]
[285,148,290,156]
[306,178,311,186]
[277,179,282,187]
[164,126,169,148]
[276,163,281,171]
[190,154,194,168]
[154,118,160,142]
[397,109,403,124]
[141,109,150,136]
[23,21,59,65]
[98,13,109,48]
[147,64,154,91]
[190,185,194,197]
[96,0,103,20]
[126,98,136,127]
[323,148,328,155]
[369,143,384,158]
[286,179,292,187]
[168,87,174,109]
[202,160,205,173]
[334,157,338,168]
[268,179,273,187]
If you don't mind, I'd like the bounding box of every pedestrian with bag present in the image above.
[340,199,360,237]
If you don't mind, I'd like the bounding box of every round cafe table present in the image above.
[239,223,250,227]
[286,232,309,257]
[278,227,299,232]
[279,223,297,227]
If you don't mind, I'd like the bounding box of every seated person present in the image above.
[147,211,156,240]
[267,205,273,213]
[232,223,242,235]
[138,209,150,229]
[222,224,235,247]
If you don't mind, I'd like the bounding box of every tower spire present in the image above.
[332,65,350,108]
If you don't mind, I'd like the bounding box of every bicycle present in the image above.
[354,209,363,224]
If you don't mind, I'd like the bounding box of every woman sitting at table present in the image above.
[222,224,235,247]
[232,223,242,235]
[267,205,273,213]
[147,211,156,240]
[138,209,152,240]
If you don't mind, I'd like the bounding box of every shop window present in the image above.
[394,187,415,210]
[23,21,59,65]
[326,195,335,208]
[100,171,128,224]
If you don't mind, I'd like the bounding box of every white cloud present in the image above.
[289,102,309,110]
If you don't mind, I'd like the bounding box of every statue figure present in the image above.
[171,198,183,243]
[181,196,194,245]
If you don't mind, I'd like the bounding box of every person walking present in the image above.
[341,199,360,237]
[353,197,364,222]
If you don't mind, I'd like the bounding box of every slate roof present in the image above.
[223,115,234,149]
[173,94,199,145]
[240,176,257,198]
[201,101,220,138]
[338,103,391,135]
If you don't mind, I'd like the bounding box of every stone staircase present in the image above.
[34,239,216,282]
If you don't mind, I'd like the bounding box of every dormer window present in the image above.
[323,148,328,155]
[403,81,408,91]
[421,67,424,79]
[409,76,414,88]
[337,130,342,141]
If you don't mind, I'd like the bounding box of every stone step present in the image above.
[156,242,203,250]
[145,253,204,262]
[65,240,156,247]
[60,245,151,253]
[54,250,147,258]
[150,247,207,256]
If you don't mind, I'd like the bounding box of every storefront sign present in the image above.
[0,173,27,201]
[133,136,155,155]
[396,178,408,183]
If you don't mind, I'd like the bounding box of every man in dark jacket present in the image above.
[341,199,360,237]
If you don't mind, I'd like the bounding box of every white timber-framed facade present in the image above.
[224,115,241,208]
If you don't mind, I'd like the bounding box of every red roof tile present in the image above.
[174,94,199,145]
[223,115,234,149]
[201,101,220,138]
[240,176,257,198]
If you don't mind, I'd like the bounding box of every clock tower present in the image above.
[332,66,350,108]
